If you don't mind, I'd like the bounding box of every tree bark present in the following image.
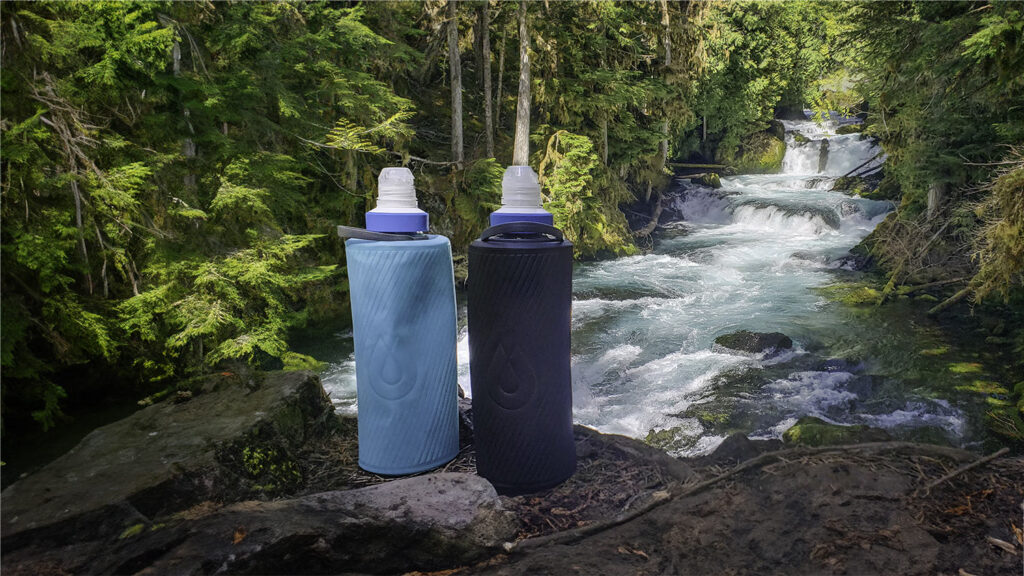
[481,1,494,158]
[512,0,531,166]
[659,0,671,166]
[448,0,464,166]
[495,35,505,132]
[600,116,608,165]
[71,177,93,295]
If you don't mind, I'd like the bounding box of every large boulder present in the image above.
[713,330,793,357]
[71,473,515,575]
[1,370,335,544]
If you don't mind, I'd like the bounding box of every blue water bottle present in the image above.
[467,166,576,494]
[340,167,459,475]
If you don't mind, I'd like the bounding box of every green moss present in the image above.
[832,175,868,195]
[644,427,681,450]
[119,523,146,539]
[816,283,882,306]
[836,124,863,135]
[955,380,1008,395]
[947,362,983,374]
[782,416,891,447]
[919,346,950,356]
[731,132,786,174]
[240,445,301,493]
[643,426,701,453]
[914,294,939,303]
[696,173,722,189]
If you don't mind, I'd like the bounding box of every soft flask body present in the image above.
[346,235,459,475]
[467,222,575,494]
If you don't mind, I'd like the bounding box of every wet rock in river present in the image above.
[713,330,793,357]
[782,416,892,447]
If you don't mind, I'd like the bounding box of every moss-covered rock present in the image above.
[1,370,336,540]
[732,132,786,174]
[782,416,892,447]
[836,123,864,135]
[816,282,882,306]
[694,173,722,189]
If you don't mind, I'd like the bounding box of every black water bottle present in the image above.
[467,221,575,494]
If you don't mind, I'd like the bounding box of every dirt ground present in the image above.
[301,419,1022,576]
[458,443,1023,576]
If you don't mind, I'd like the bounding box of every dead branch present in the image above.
[633,190,664,238]
[927,285,972,316]
[918,447,1009,494]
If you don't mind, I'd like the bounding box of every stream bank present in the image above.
[2,370,1020,576]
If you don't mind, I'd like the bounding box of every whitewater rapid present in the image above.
[313,120,969,456]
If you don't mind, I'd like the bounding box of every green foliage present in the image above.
[539,131,636,259]
[696,2,846,161]
[972,159,1024,303]
[730,132,786,175]
[0,1,404,429]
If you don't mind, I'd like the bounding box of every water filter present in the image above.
[341,167,459,475]
[467,166,575,494]
[489,165,554,226]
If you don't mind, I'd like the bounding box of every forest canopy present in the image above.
[1,0,1021,434]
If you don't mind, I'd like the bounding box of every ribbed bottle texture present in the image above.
[467,228,575,494]
[345,235,459,475]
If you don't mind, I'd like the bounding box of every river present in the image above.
[299,120,984,456]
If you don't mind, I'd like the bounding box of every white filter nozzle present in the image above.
[501,165,543,209]
[374,167,418,211]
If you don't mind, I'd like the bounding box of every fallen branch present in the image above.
[919,447,1009,494]
[895,277,968,296]
[839,151,884,180]
[632,191,664,238]
[927,285,972,316]
[667,162,728,169]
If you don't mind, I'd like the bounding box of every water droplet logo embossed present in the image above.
[486,342,537,411]
[367,333,417,400]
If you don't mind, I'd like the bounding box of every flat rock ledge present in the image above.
[2,370,336,542]
[4,370,1021,576]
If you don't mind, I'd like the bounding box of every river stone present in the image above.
[713,330,793,356]
[1,370,335,543]
[782,416,892,447]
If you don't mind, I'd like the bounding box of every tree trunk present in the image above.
[600,116,608,165]
[448,0,464,166]
[474,2,485,87]
[927,182,947,220]
[482,1,494,158]
[495,35,505,132]
[71,177,93,295]
[512,0,531,166]
[659,0,671,166]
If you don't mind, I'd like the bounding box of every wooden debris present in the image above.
[986,536,1018,555]
[919,447,1009,494]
